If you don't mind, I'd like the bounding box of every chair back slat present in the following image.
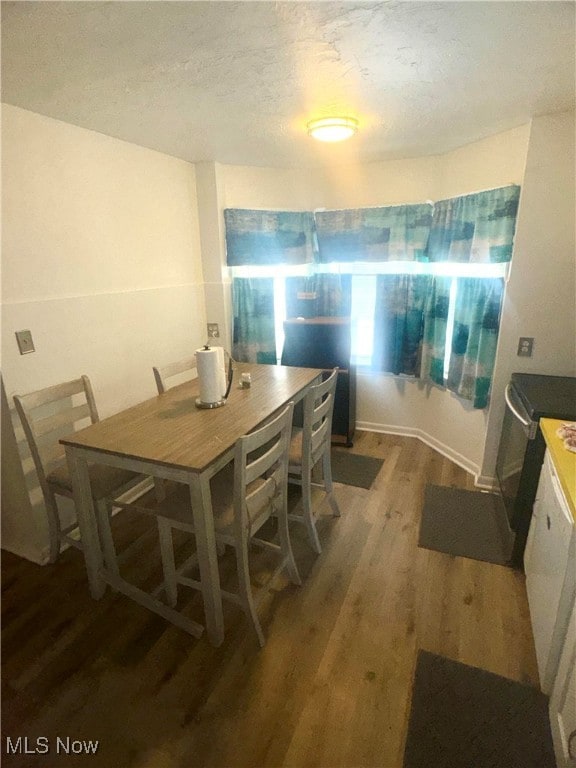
[244,436,285,486]
[33,402,93,438]
[235,402,294,533]
[13,375,99,490]
[246,474,278,527]
[153,357,197,394]
[14,377,87,410]
[311,388,333,424]
[310,417,331,462]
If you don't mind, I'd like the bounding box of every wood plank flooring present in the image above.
[1,432,539,768]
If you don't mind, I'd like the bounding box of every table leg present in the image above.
[65,446,106,599]
[188,474,225,647]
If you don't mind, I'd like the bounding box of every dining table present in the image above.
[60,362,322,647]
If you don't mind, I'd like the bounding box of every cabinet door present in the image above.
[550,595,576,768]
[525,451,574,692]
[524,464,548,572]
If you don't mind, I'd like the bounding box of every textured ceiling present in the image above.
[1,1,575,167]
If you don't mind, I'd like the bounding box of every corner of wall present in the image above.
[195,162,233,349]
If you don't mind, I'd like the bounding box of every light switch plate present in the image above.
[15,330,35,355]
[207,323,220,338]
[517,337,534,357]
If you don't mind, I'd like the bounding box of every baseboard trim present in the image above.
[356,421,495,488]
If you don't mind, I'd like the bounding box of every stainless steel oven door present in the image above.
[495,383,538,528]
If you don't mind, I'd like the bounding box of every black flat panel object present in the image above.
[281,317,355,446]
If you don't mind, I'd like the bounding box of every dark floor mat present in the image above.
[419,484,513,566]
[403,650,555,768]
[330,452,384,489]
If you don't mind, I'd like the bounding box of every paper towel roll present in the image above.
[195,347,224,404]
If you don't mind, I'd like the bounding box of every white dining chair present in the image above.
[106,402,299,646]
[153,357,198,395]
[287,368,341,553]
[13,376,142,563]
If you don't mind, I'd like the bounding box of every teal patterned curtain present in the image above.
[446,278,504,408]
[285,274,351,319]
[224,209,316,266]
[227,190,516,407]
[232,278,277,364]
[372,275,430,375]
[427,185,520,263]
[314,204,432,263]
[421,277,452,386]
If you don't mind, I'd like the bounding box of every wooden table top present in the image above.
[61,363,322,473]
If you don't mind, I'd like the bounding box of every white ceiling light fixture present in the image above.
[307,116,359,142]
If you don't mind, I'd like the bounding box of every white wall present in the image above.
[435,125,531,199]
[480,110,576,482]
[204,123,532,477]
[1,105,207,562]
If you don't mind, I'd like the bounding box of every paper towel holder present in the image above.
[195,345,234,409]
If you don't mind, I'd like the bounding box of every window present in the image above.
[232,261,507,380]
[350,275,377,368]
[226,186,519,409]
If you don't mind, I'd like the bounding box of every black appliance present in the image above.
[281,317,356,446]
[495,373,576,568]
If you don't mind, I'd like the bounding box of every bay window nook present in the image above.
[226,185,520,411]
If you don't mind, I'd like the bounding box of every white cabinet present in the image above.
[525,450,576,693]
[549,593,576,768]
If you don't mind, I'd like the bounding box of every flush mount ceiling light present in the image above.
[307,116,359,142]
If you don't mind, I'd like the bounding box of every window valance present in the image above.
[224,185,520,267]
[314,204,432,263]
[224,209,316,266]
[427,185,520,263]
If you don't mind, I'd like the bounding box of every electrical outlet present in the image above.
[207,323,220,338]
[15,330,35,355]
[517,337,534,357]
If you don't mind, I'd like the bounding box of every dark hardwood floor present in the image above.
[1,432,538,767]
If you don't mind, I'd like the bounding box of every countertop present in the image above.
[540,417,576,523]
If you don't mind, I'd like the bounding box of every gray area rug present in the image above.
[403,650,555,768]
[419,484,513,566]
[330,452,384,489]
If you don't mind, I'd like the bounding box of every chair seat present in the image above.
[141,465,234,530]
[47,461,139,500]
[138,464,271,539]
